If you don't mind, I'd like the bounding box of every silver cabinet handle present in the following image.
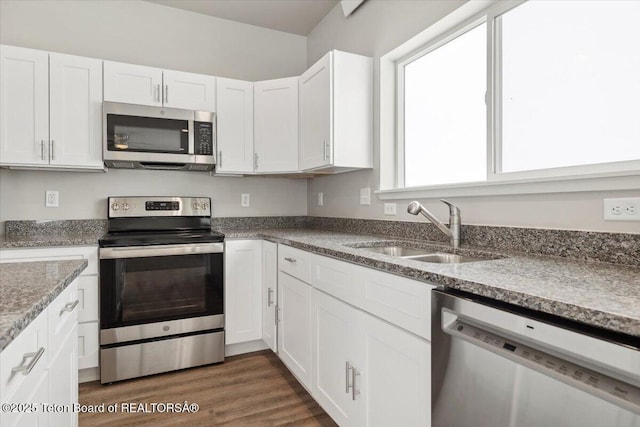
[41,140,45,160]
[156,84,161,103]
[12,347,45,375]
[254,152,259,170]
[60,299,80,315]
[218,151,222,168]
[164,85,168,103]
[275,307,280,324]
[50,140,55,160]
[352,366,360,400]
[284,257,296,263]
[268,288,274,307]
[346,362,353,393]
[324,140,331,161]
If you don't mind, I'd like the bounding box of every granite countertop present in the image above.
[222,228,640,338]
[0,232,102,248]
[0,259,88,352]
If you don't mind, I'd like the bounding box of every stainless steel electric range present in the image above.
[98,196,225,383]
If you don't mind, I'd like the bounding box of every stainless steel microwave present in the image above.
[103,102,216,171]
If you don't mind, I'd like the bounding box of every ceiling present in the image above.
[145,0,339,36]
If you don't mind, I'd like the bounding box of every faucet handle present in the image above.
[440,199,460,216]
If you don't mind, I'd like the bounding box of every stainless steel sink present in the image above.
[404,253,484,264]
[362,246,431,257]
[357,244,499,264]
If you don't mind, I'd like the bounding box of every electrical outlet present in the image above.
[384,203,397,215]
[359,188,371,206]
[317,192,324,207]
[241,194,250,207]
[603,198,640,221]
[45,191,59,208]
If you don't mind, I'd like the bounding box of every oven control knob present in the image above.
[200,202,209,210]
[122,203,130,211]
[111,202,120,211]
[193,202,199,210]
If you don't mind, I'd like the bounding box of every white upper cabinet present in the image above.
[254,77,299,173]
[103,61,163,107]
[299,50,372,173]
[216,77,254,173]
[49,53,103,168]
[0,45,103,170]
[103,61,215,111]
[162,69,216,111]
[0,45,49,166]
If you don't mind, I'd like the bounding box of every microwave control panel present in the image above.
[195,121,214,156]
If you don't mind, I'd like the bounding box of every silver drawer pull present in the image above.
[268,288,274,306]
[12,347,45,375]
[346,361,353,393]
[60,299,80,315]
[284,257,297,263]
[352,366,360,400]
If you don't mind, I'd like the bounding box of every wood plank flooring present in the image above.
[79,350,337,427]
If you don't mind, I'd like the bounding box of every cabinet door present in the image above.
[0,45,49,165]
[78,322,99,370]
[49,53,103,168]
[262,241,278,352]
[277,272,312,390]
[0,370,48,427]
[225,240,262,345]
[312,290,362,427]
[299,53,331,170]
[103,61,162,107]
[360,311,430,427]
[162,70,216,111]
[216,77,254,173]
[49,325,79,427]
[254,77,299,172]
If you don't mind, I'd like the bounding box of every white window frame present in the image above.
[379,0,640,200]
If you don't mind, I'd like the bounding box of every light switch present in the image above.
[317,192,324,207]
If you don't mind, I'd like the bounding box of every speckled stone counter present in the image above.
[0,259,88,352]
[221,228,640,338]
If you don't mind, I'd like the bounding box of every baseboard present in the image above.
[225,340,270,357]
[79,367,100,383]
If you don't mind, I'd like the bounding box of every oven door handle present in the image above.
[100,243,224,259]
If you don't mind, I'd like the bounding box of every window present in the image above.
[396,0,640,191]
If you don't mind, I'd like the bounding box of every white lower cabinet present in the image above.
[0,246,100,381]
[0,279,79,427]
[277,271,313,390]
[225,240,263,345]
[262,241,278,352]
[276,244,432,427]
[312,289,363,426]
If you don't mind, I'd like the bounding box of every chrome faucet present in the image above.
[407,200,461,249]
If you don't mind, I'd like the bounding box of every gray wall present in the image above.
[0,0,308,223]
[306,0,640,233]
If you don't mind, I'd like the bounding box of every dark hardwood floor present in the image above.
[79,350,337,426]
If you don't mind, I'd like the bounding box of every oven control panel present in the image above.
[108,197,211,218]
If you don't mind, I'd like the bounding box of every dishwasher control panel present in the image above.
[446,319,640,414]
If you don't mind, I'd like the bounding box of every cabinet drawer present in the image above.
[310,253,360,306]
[48,280,79,360]
[278,245,311,283]
[78,322,99,370]
[77,275,98,322]
[0,310,48,402]
[0,245,98,275]
[310,253,434,340]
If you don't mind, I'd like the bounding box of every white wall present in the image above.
[0,0,308,223]
[306,0,640,233]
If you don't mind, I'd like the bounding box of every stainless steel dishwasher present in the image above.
[432,289,640,427]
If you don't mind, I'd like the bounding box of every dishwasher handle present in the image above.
[443,317,640,416]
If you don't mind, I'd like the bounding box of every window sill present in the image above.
[376,171,640,200]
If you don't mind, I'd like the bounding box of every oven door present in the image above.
[99,243,223,344]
